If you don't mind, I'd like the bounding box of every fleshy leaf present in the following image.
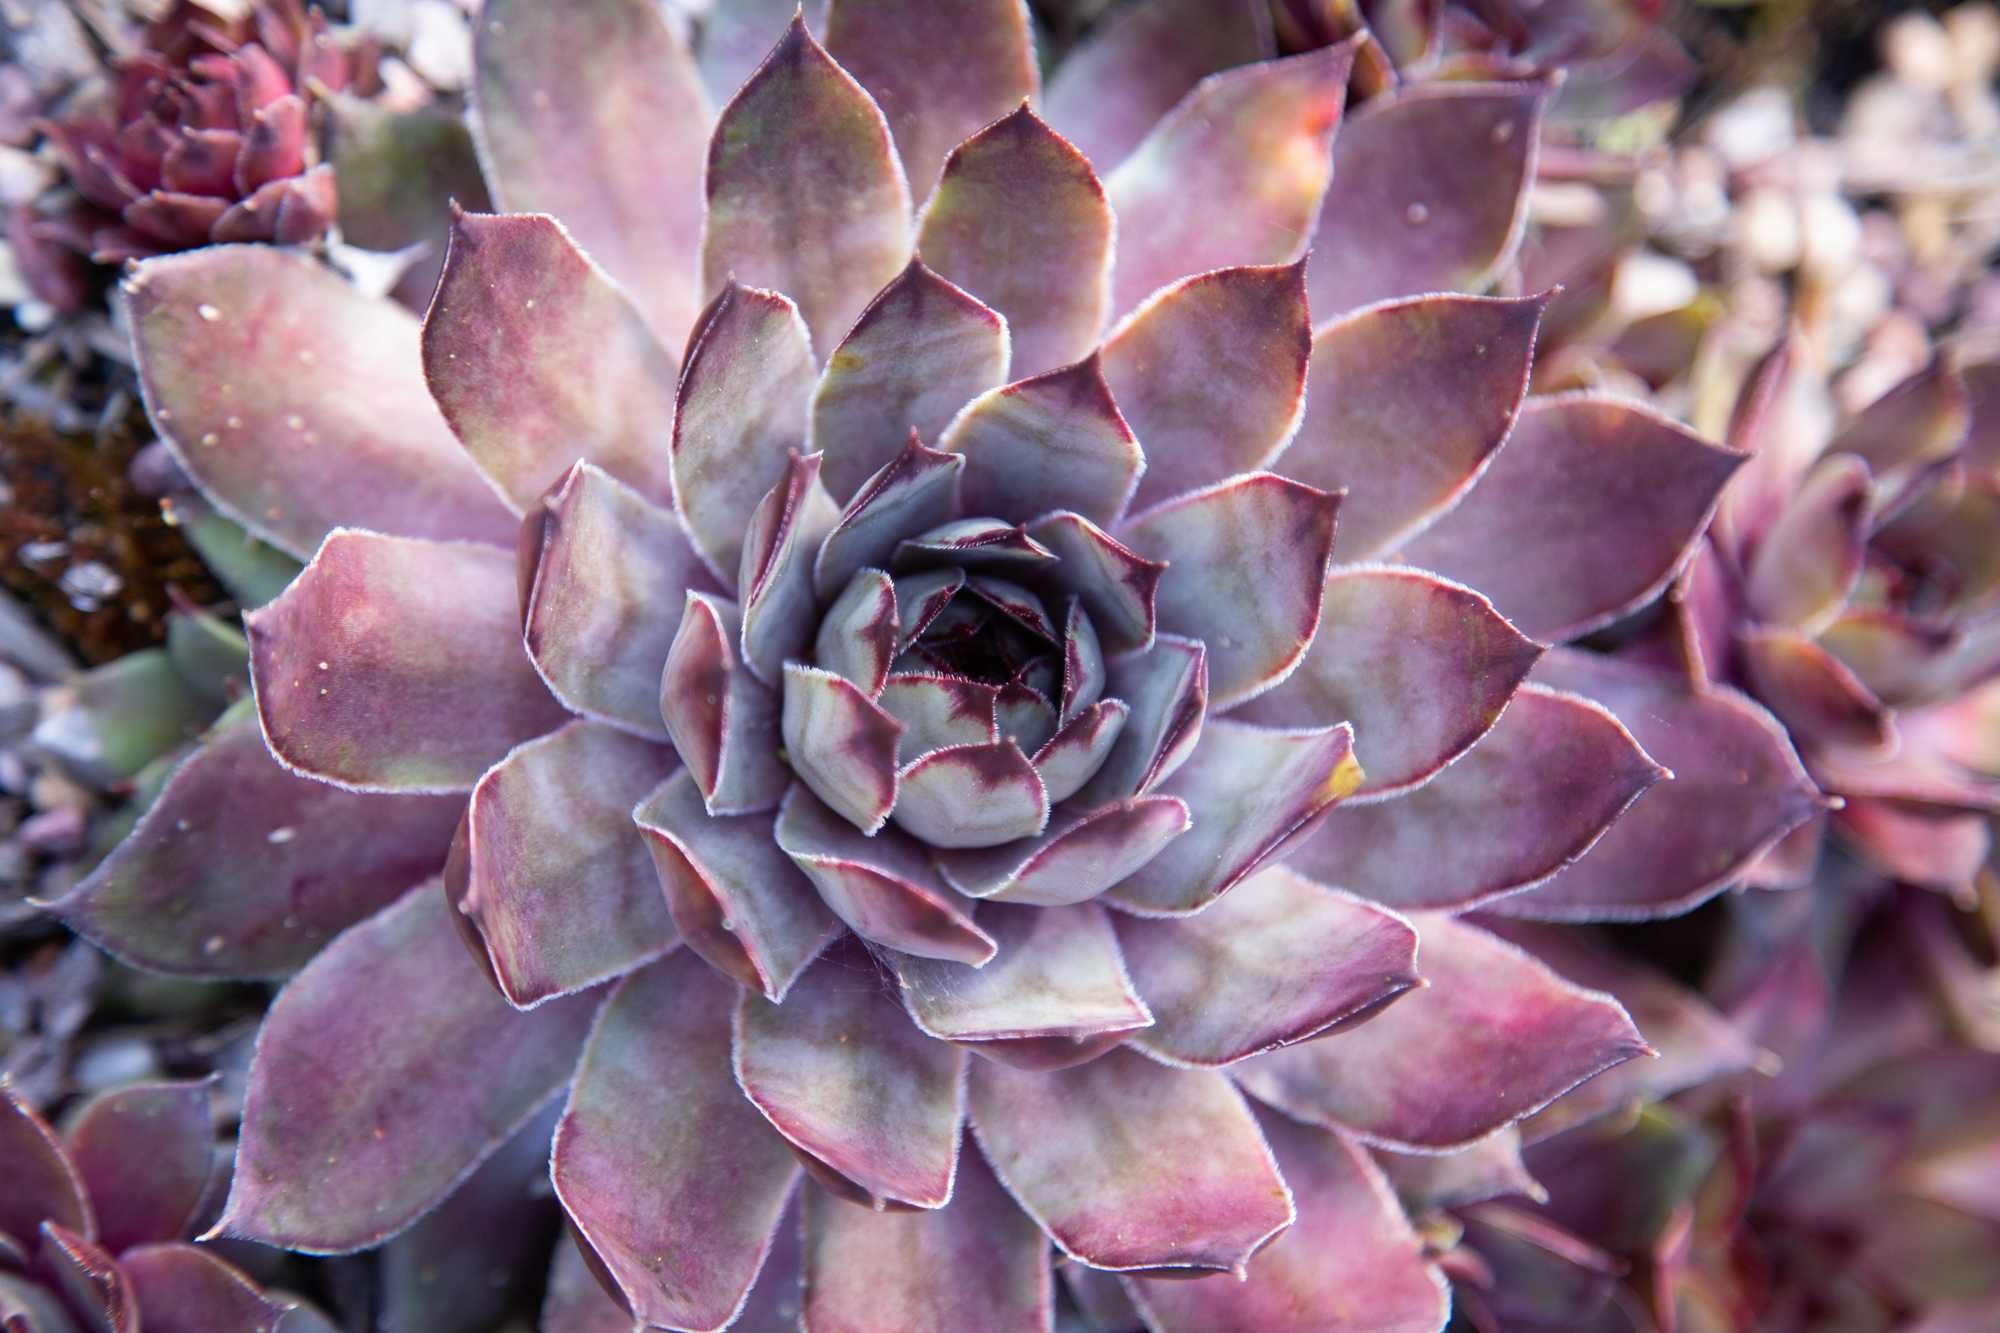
[119,1244,288,1333]
[40,1224,136,1333]
[422,210,681,511]
[703,14,911,359]
[1740,626,1895,752]
[1030,700,1130,803]
[933,793,1185,908]
[1744,454,1872,634]
[1293,684,1664,912]
[248,531,570,792]
[1072,635,1207,806]
[814,440,965,600]
[1376,1129,1546,1216]
[634,772,840,1001]
[661,594,789,815]
[878,674,1001,762]
[782,664,906,834]
[1024,512,1164,654]
[1307,79,1550,314]
[472,0,711,344]
[969,1047,1291,1272]
[814,569,900,697]
[215,886,596,1251]
[524,463,722,740]
[916,107,1112,379]
[1106,263,1312,514]
[1117,866,1419,1068]
[893,739,1051,848]
[736,937,966,1209]
[1232,913,1649,1151]
[810,261,1009,504]
[1830,359,1971,496]
[0,1089,89,1249]
[63,1081,213,1253]
[1400,395,1747,642]
[1276,293,1545,560]
[1105,43,1351,317]
[125,246,517,559]
[1229,566,1542,797]
[940,354,1143,527]
[552,952,801,1333]
[896,519,1057,576]
[738,452,843,683]
[1117,474,1340,708]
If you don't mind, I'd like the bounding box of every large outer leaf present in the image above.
[940,354,1143,528]
[119,1245,288,1333]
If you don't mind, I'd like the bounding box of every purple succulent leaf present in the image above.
[551,951,802,1333]
[1375,1128,1546,1216]
[893,739,1052,848]
[704,14,911,359]
[810,262,1010,505]
[1023,512,1165,654]
[1228,566,1543,797]
[634,772,840,1000]
[878,673,1001,762]
[939,354,1143,528]
[822,0,1037,202]
[213,886,595,1251]
[915,106,1112,379]
[814,569,900,698]
[672,281,817,586]
[1307,79,1552,315]
[814,439,965,599]
[1276,293,1546,561]
[1496,650,1826,919]
[456,721,680,1009]
[1739,625,1896,753]
[1030,699,1130,802]
[1071,635,1206,805]
[661,593,789,816]
[540,1229,640,1333]
[524,462,724,741]
[62,1081,213,1253]
[1115,866,1419,1069]
[735,936,966,1210]
[1233,913,1651,1151]
[888,902,1150,1069]
[775,783,995,965]
[1818,608,1965,704]
[1040,0,1273,173]
[1830,358,1971,499]
[993,682,1057,754]
[933,793,1188,907]
[1061,1263,1145,1333]
[42,706,460,977]
[124,247,517,560]
[1399,395,1748,643]
[0,1272,82,1331]
[40,1223,136,1333]
[1835,799,1992,895]
[739,453,843,684]
[968,1046,1290,1271]
[1117,473,1339,708]
[471,0,710,346]
[1056,599,1106,724]
[1744,453,1872,633]
[0,1090,90,1251]
[782,663,906,833]
[119,1244,288,1333]
[1105,43,1351,318]
[422,210,681,512]
[895,519,1057,576]
[1805,734,2000,811]
[1291,684,1664,912]
[799,1136,1051,1330]
[1126,1108,1448,1333]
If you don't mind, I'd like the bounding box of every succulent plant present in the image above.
[38,1,1835,1329]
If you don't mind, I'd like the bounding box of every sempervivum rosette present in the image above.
[42,2,1826,1331]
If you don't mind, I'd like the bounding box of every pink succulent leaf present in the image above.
[782,663,906,832]
[525,463,723,740]
[1834,799,1991,895]
[456,721,680,1009]
[125,191,228,245]
[471,0,710,346]
[1118,473,1339,708]
[1115,865,1420,1068]
[893,736,1053,849]
[218,163,338,247]
[1104,262,1312,514]
[1306,79,1551,315]
[799,1137,1051,1329]
[1071,635,1206,806]
[886,901,1150,1069]
[809,261,1010,505]
[62,1082,214,1253]
[124,247,517,560]
[1805,734,2000,811]
[1829,359,1972,503]
[119,1244,288,1333]
[703,14,911,360]
[1292,683,1663,913]
[1743,453,1872,633]
[822,0,1038,203]
[895,518,1058,577]
[1818,608,1966,704]
[933,793,1187,907]
[735,936,966,1210]
[775,783,995,965]
[634,772,840,1000]
[738,454,843,685]
[939,353,1143,528]
[672,281,817,586]
[1023,512,1165,655]
[813,569,900,697]
[1105,43,1352,318]
[1713,336,1814,559]
[1400,395,1748,643]
[813,439,965,600]
[1056,599,1107,724]
[878,673,1001,761]
[1229,566,1543,797]
[915,106,1112,380]
[0,1090,90,1249]
[1496,650,1826,920]
[1040,0,1273,173]
[661,593,789,816]
[422,210,681,513]
[1375,1128,1547,1216]
[42,707,460,978]
[1277,293,1546,561]
[1061,1262,1145,1331]
[1030,699,1132,802]
[234,93,307,195]
[214,886,596,1252]
[968,1045,1290,1271]
[1126,1109,1448,1333]
[247,531,571,792]
[540,1228,642,1333]
[1739,625,1897,753]
[1233,913,1651,1151]
[40,1223,136,1333]
[551,951,801,1333]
